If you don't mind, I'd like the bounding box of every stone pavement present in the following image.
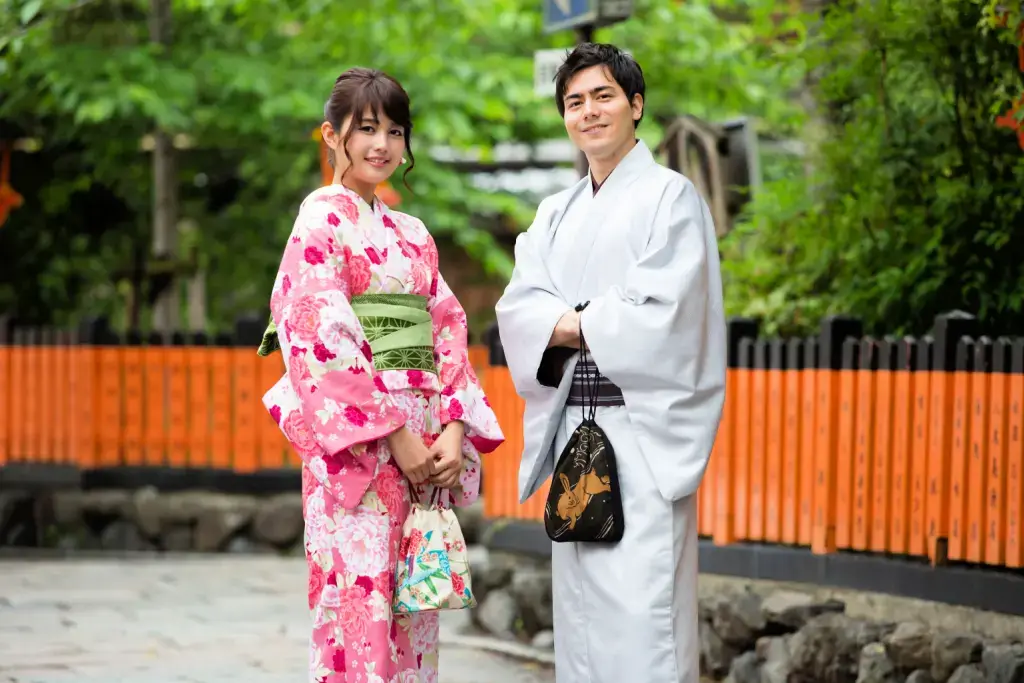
[0,554,554,683]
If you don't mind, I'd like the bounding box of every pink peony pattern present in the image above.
[260,184,504,681]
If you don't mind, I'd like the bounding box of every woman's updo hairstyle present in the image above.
[324,67,415,189]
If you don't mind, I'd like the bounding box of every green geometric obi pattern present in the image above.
[257,293,436,375]
[349,293,436,374]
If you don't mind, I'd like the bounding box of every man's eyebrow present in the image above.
[563,85,615,101]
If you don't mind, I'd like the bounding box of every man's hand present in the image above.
[547,309,581,349]
[429,421,465,489]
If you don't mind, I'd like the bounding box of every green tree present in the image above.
[0,0,792,331]
[720,0,1024,336]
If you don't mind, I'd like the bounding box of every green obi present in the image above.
[257,293,436,374]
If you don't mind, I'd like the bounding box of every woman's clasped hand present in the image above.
[386,422,464,488]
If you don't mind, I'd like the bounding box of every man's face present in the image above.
[562,65,642,161]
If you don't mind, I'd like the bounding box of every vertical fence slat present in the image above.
[853,338,877,551]
[122,332,145,467]
[835,338,860,551]
[53,330,71,464]
[870,339,896,552]
[889,338,917,554]
[25,328,41,462]
[210,334,234,469]
[986,338,1011,566]
[733,339,754,542]
[967,338,993,562]
[9,329,26,461]
[798,337,818,546]
[38,328,56,463]
[948,338,975,561]
[231,348,259,473]
[96,330,123,467]
[0,322,9,466]
[167,333,190,469]
[144,333,167,467]
[748,340,768,542]
[70,324,98,469]
[188,333,213,468]
[765,340,786,543]
[909,337,933,558]
[1006,340,1024,567]
[782,339,803,545]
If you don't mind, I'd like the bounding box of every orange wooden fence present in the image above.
[479,313,1024,571]
[0,319,491,475]
[3,312,1023,572]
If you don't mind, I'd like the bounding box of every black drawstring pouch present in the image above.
[543,307,625,543]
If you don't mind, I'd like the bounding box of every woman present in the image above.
[260,67,504,682]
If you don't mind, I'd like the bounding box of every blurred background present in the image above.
[2,0,1021,341]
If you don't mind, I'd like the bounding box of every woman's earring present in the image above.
[401,157,407,165]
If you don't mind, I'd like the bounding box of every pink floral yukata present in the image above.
[261,184,504,683]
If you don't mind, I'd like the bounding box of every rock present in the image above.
[931,633,983,681]
[48,490,85,526]
[757,636,792,683]
[226,535,258,554]
[131,486,163,537]
[454,500,484,545]
[762,590,846,631]
[475,588,518,640]
[0,491,33,545]
[788,612,893,683]
[251,493,303,547]
[161,525,194,552]
[701,619,741,677]
[948,664,986,683]
[907,670,936,683]
[981,643,1024,683]
[467,546,515,603]
[884,621,933,671]
[508,566,553,634]
[727,651,761,683]
[99,520,154,551]
[531,630,555,650]
[712,591,768,648]
[858,642,899,683]
[193,498,257,552]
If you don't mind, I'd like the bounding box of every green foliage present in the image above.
[721,0,1024,337]
[0,0,790,330]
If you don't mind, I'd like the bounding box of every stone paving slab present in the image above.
[0,555,553,683]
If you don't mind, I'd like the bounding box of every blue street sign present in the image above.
[543,0,597,33]
[542,0,634,34]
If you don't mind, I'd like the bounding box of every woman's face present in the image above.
[324,106,406,195]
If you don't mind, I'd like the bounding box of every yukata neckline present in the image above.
[322,182,388,220]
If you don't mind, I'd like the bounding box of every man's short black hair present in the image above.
[554,42,645,129]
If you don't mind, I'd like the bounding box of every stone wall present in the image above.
[6,486,1024,683]
[0,487,484,556]
[470,548,1024,683]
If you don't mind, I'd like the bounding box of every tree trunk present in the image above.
[149,0,178,337]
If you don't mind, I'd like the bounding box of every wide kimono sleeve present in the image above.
[269,197,407,507]
[427,268,505,507]
[580,178,727,502]
[493,200,577,398]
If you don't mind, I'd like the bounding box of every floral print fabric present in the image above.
[262,184,504,682]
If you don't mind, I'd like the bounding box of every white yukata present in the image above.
[494,140,727,683]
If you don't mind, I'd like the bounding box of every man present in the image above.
[493,43,726,682]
